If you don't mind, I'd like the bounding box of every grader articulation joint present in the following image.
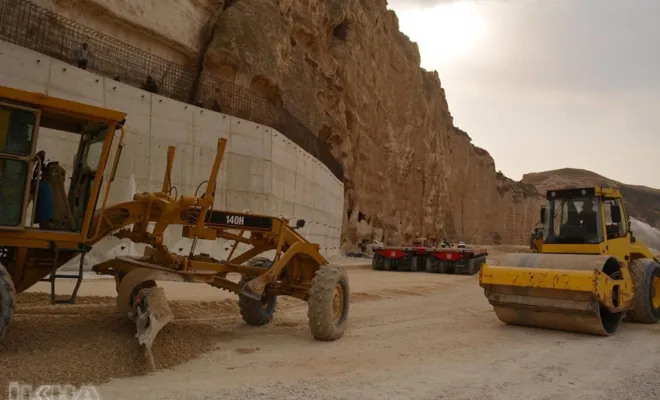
[0,86,350,369]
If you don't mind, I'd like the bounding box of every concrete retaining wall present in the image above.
[0,40,343,265]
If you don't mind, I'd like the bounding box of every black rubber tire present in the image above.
[307,265,350,341]
[383,258,394,271]
[625,259,660,324]
[437,261,449,274]
[425,257,438,273]
[463,256,485,276]
[238,257,277,326]
[411,256,420,272]
[372,254,384,271]
[0,264,16,341]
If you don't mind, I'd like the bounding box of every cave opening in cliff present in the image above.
[222,0,238,11]
[333,19,349,41]
[250,75,282,106]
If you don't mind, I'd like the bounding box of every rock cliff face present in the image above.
[42,0,544,246]
[523,168,660,230]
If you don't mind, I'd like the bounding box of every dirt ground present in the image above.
[3,250,660,399]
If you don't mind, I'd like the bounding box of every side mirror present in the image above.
[540,206,546,223]
[611,205,621,223]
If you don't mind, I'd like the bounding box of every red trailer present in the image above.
[371,246,428,272]
[424,247,488,275]
[372,245,487,276]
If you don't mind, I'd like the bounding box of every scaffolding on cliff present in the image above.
[0,0,344,181]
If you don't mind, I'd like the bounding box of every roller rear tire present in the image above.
[625,259,660,324]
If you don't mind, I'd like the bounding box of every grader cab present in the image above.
[480,186,660,336]
[0,86,350,369]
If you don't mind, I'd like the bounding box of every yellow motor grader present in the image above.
[480,186,660,336]
[0,86,350,368]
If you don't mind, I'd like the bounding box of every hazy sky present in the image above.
[386,0,659,188]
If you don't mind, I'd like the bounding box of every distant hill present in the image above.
[522,168,660,230]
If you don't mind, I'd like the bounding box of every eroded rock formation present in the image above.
[42,0,545,246]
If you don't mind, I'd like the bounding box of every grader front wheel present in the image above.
[307,265,350,341]
[238,257,277,326]
[0,264,16,340]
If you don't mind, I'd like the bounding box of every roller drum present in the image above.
[483,253,626,336]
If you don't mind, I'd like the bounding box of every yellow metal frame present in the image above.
[0,85,127,248]
[90,138,328,301]
[0,85,126,292]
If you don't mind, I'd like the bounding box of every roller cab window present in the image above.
[602,198,627,239]
[0,104,39,228]
[543,196,604,244]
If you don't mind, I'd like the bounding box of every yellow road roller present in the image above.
[479,186,660,336]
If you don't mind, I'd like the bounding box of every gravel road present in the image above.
[3,255,660,400]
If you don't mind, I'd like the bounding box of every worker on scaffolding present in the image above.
[77,43,89,70]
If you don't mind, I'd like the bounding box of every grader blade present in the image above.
[116,267,180,370]
[479,253,634,336]
[133,286,174,371]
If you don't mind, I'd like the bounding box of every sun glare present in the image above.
[394,2,487,70]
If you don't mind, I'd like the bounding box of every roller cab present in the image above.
[479,186,654,336]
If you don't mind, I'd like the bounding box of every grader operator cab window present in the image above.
[0,104,38,227]
[0,94,121,235]
[543,196,604,244]
[68,126,109,231]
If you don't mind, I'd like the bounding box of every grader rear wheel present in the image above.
[238,257,277,326]
[0,264,16,340]
[625,259,660,324]
[307,265,350,341]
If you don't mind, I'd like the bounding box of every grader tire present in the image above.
[307,265,350,341]
[625,259,660,324]
[238,258,277,326]
[0,264,16,340]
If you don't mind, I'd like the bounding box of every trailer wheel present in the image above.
[238,258,277,326]
[308,265,350,341]
[0,264,16,340]
[372,254,384,270]
[626,259,660,324]
[411,256,421,272]
[425,257,438,273]
[465,256,485,276]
